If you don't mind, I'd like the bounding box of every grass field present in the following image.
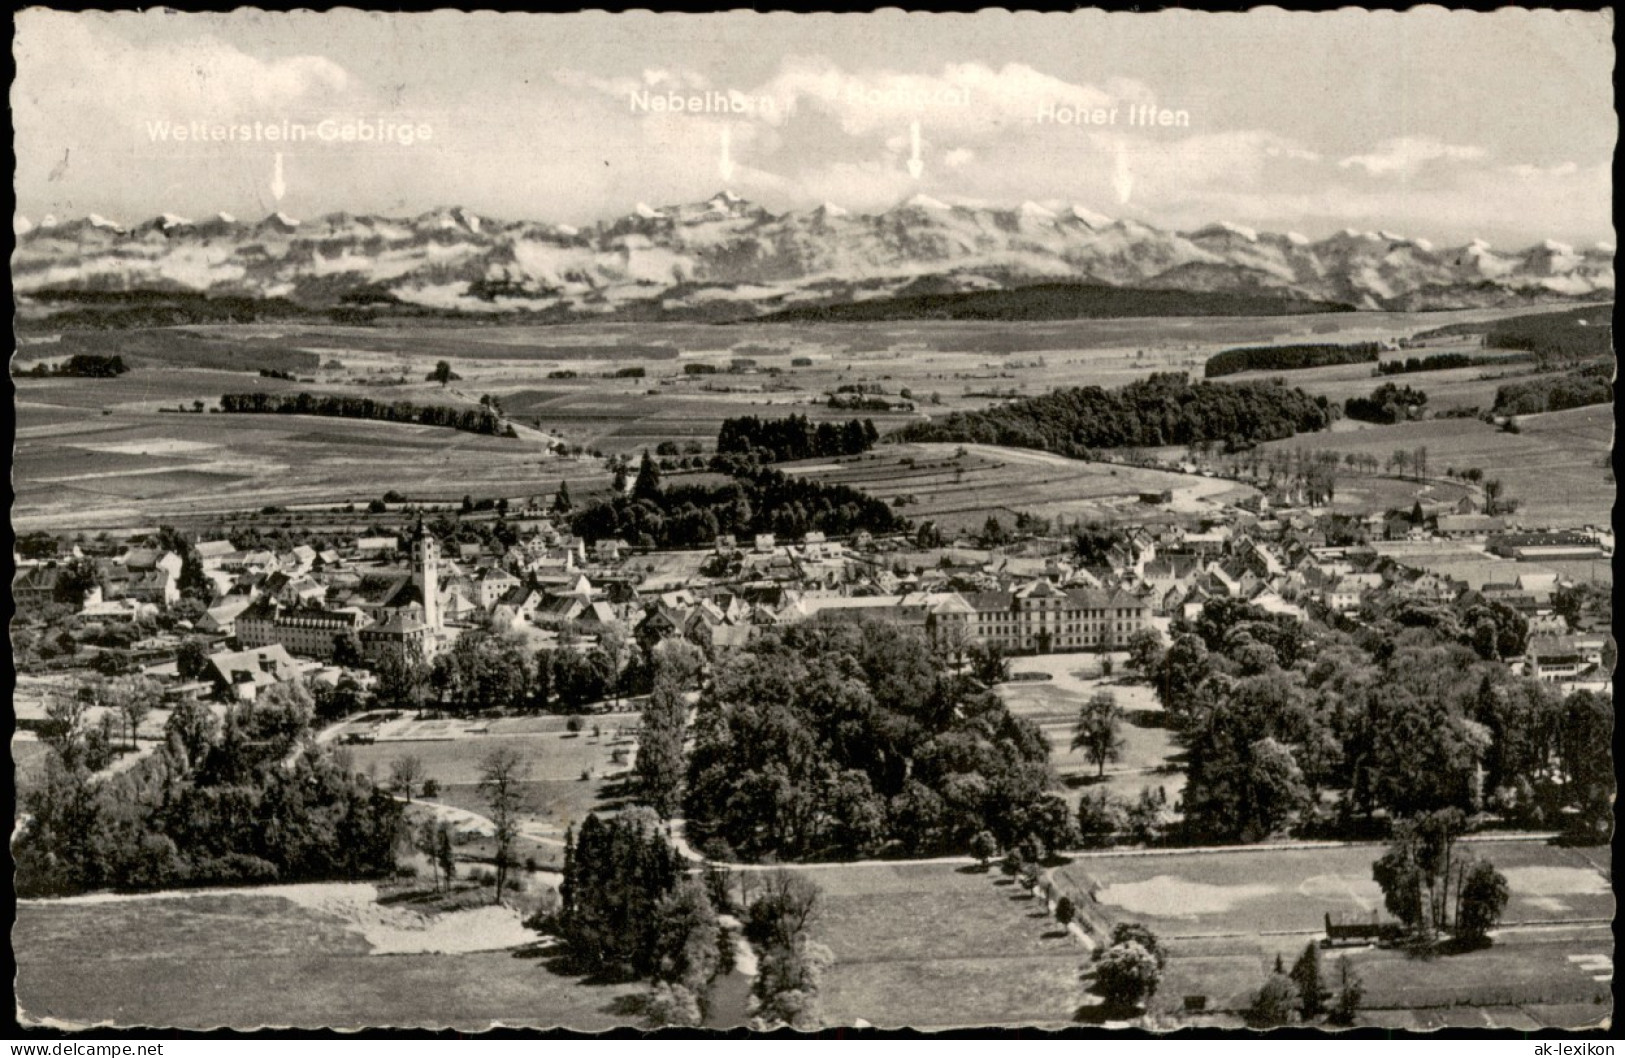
[788,443,1255,534]
[1260,403,1613,529]
[999,656,1186,810]
[14,889,643,1030]
[813,862,1088,1028]
[15,307,1606,532]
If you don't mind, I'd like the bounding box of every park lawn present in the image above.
[344,730,621,786]
[424,776,628,834]
[813,862,1090,1028]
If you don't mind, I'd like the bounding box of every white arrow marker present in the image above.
[907,121,924,180]
[271,152,287,203]
[719,126,736,184]
[1112,141,1133,205]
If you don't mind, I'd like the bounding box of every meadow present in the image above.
[811,861,1088,1029]
[14,307,1606,533]
[1260,403,1613,529]
[13,888,643,1030]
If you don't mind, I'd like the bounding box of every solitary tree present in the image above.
[436,825,456,889]
[969,830,999,870]
[390,755,425,801]
[1247,972,1298,1028]
[1289,941,1328,1019]
[1328,956,1364,1026]
[1073,689,1126,779]
[477,747,531,902]
[1090,941,1162,1012]
[1455,860,1510,946]
[1055,895,1077,928]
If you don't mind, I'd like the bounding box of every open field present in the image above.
[814,861,1088,1028]
[1054,841,1612,940]
[1048,839,1612,1022]
[14,887,642,1030]
[1259,403,1613,530]
[787,443,1255,534]
[337,724,638,870]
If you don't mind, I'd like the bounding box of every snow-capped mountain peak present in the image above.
[1068,204,1113,229]
[13,199,1611,319]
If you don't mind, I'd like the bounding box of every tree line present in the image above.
[1376,352,1473,375]
[14,353,130,378]
[890,372,1337,456]
[1490,360,1613,416]
[1204,342,1380,378]
[219,391,515,437]
[715,414,879,463]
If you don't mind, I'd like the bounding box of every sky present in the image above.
[11,8,1616,248]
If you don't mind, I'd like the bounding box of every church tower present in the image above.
[412,518,441,629]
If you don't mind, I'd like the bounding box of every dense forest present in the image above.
[12,353,130,378]
[889,373,1336,456]
[1412,304,1613,366]
[1141,594,1612,846]
[220,391,514,436]
[1204,342,1379,378]
[684,623,1069,861]
[715,415,879,463]
[753,283,1355,324]
[1344,382,1429,424]
[1377,352,1474,375]
[571,454,903,547]
[1490,360,1614,416]
[14,681,402,896]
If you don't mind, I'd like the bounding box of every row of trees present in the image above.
[15,680,402,896]
[372,624,639,715]
[891,373,1338,456]
[1377,352,1473,375]
[219,391,514,437]
[715,415,879,463]
[1204,342,1380,378]
[14,353,131,377]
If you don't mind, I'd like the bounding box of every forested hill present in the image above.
[752,282,1355,324]
[889,373,1337,457]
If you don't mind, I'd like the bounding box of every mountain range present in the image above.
[13,191,1615,323]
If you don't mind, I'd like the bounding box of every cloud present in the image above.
[1338,137,1487,176]
[15,15,351,122]
[943,148,975,169]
